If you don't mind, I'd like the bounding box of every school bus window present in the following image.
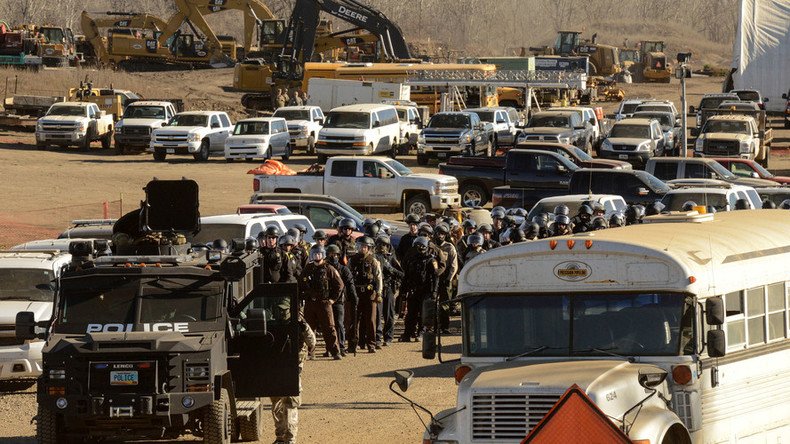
[767,282,786,341]
[724,291,745,348]
[746,286,766,346]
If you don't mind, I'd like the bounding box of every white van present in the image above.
[316,104,401,161]
[0,250,71,380]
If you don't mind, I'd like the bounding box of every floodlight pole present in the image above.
[680,65,688,158]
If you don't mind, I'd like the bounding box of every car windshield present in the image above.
[571,146,593,161]
[610,124,651,138]
[528,201,585,220]
[47,106,85,116]
[428,114,470,128]
[40,28,64,43]
[620,103,640,115]
[0,268,55,302]
[661,192,729,211]
[471,111,495,122]
[234,121,269,135]
[124,105,165,119]
[323,112,370,129]
[56,276,223,334]
[703,120,751,134]
[633,113,672,128]
[734,91,760,102]
[465,293,693,357]
[635,171,671,193]
[272,109,310,120]
[700,96,737,109]
[635,105,672,115]
[170,114,208,127]
[383,159,412,176]
[528,115,570,128]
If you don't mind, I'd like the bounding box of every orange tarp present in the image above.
[246,159,296,175]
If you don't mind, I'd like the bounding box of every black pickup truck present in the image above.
[518,110,595,153]
[438,149,579,207]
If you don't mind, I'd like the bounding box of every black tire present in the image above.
[114,141,125,155]
[225,158,234,163]
[282,144,291,161]
[194,139,210,161]
[460,184,488,207]
[237,402,264,442]
[416,153,429,166]
[203,388,233,444]
[405,194,431,218]
[101,130,112,149]
[785,119,789,129]
[37,404,64,444]
[317,153,328,164]
[80,130,93,152]
[36,143,47,150]
[307,135,315,155]
[153,150,167,162]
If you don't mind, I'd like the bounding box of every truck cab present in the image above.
[113,100,178,154]
[417,111,493,165]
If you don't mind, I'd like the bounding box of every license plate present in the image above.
[437,153,448,159]
[110,370,138,386]
[618,154,629,159]
[166,149,175,154]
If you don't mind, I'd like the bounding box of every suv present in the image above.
[632,111,681,155]
[519,111,593,153]
[661,184,760,211]
[0,250,71,380]
[644,157,779,188]
[730,89,767,110]
[569,169,671,205]
[271,105,324,155]
[549,106,601,146]
[417,111,493,165]
[224,117,291,161]
[113,101,178,155]
[689,93,739,127]
[35,102,114,151]
[150,111,233,161]
[599,118,666,166]
[613,98,648,121]
[464,107,519,148]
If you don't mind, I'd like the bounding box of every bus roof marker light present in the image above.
[549,240,558,250]
[689,276,696,284]
[585,240,593,249]
[567,240,575,250]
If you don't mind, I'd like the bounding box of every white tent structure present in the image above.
[730,0,790,112]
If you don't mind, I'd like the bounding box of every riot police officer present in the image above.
[477,223,500,250]
[279,234,301,280]
[327,244,355,356]
[374,235,403,346]
[349,236,382,353]
[399,236,439,342]
[287,227,308,270]
[396,213,421,261]
[462,233,485,264]
[328,218,358,265]
[551,215,573,236]
[572,205,594,233]
[434,223,458,334]
[258,227,293,283]
[300,245,344,360]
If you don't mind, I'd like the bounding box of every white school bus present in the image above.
[424,210,790,443]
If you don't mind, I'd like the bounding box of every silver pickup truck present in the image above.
[252,156,460,217]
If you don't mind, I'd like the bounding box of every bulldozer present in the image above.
[639,40,671,83]
[531,30,621,77]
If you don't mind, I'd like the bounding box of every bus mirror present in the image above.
[15,312,37,340]
[705,297,725,325]
[393,370,414,392]
[637,369,667,389]
[422,330,437,359]
[707,330,726,357]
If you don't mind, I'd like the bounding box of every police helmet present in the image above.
[468,233,484,247]
[313,230,327,240]
[645,200,665,216]
[338,218,356,230]
[375,234,391,247]
[412,236,430,250]
[509,228,526,243]
[525,222,540,240]
[263,226,281,238]
[363,218,376,228]
[405,213,421,224]
[762,199,777,209]
[357,236,375,248]
[491,208,506,220]
[609,212,626,227]
[554,204,570,216]
[532,213,549,227]
[555,214,571,226]
[435,223,450,236]
[477,223,493,234]
[503,215,516,227]
[286,227,300,239]
[734,198,750,210]
[513,208,527,218]
[681,201,697,212]
[244,237,258,251]
[492,206,506,214]
[780,199,790,210]
[462,219,477,230]
[212,238,228,251]
[326,244,341,255]
[591,202,605,214]
[364,223,380,238]
[294,223,307,233]
[591,217,608,230]
[578,204,593,217]
[309,245,326,262]
[279,234,296,247]
[418,223,434,237]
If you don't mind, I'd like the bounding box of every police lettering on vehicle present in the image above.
[86,323,190,333]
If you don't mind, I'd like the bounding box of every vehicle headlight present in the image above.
[559,137,570,144]
[637,142,651,151]
[115,121,124,130]
[187,133,201,142]
[417,134,425,143]
[695,138,704,151]
[77,122,86,132]
[36,121,43,131]
[601,139,612,150]
[299,125,309,135]
[461,134,471,144]
[740,142,751,153]
[432,183,441,194]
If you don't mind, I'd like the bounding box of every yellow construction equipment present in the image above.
[639,40,671,83]
[67,79,142,121]
[531,31,621,77]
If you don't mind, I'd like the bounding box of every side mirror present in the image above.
[637,369,668,390]
[705,297,725,325]
[393,370,414,392]
[690,128,700,137]
[688,106,696,114]
[637,187,649,196]
[15,311,37,340]
[707,330,727,357]
[372,120,381,128]
[556,164,568,173]
[751,172,760,179]
[316,118,324,125]
[588,118,596,125]
[211,122,220,128]
[422,330,437,359]
[379,169,394,179]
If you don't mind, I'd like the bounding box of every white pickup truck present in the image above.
[272,106,324,155]
[693,114,773,167]
[252,156,461,217]
[149,111,233,161]
[113,100,179,155]
[35,102,114,151]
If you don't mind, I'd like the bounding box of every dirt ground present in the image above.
[0,69,788,443]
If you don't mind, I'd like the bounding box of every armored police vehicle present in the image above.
[16,179,301,444]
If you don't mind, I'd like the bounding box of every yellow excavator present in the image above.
[532,31,621,76]
[80,11,169,67]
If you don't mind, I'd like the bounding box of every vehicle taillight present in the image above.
[253,178,260,191]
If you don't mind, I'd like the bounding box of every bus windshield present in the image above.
[465,293,693,357]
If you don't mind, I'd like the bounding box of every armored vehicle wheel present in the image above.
[194,139,210,162]
[237,401,264,442]
[36,404,65,444]
[204,388,233,444]
[101,130,112,149]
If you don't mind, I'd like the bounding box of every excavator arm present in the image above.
[81,11,169,65]
[192,0,279,54]
[155,0,230,64]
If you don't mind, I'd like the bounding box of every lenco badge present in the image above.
[553,261,592,282]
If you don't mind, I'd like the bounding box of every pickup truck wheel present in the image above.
[203,388,233,444]
[36,142,47,150]
[194,139,210,162]
[416,153,429,166]
[101,130,112,149]
[307,135,315,155]
[80,129,94,152]
[114,141,125,155]
[282,144,291,161]
[405,195,430,218]
[153,150,167,162]
[461,184,488,207]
